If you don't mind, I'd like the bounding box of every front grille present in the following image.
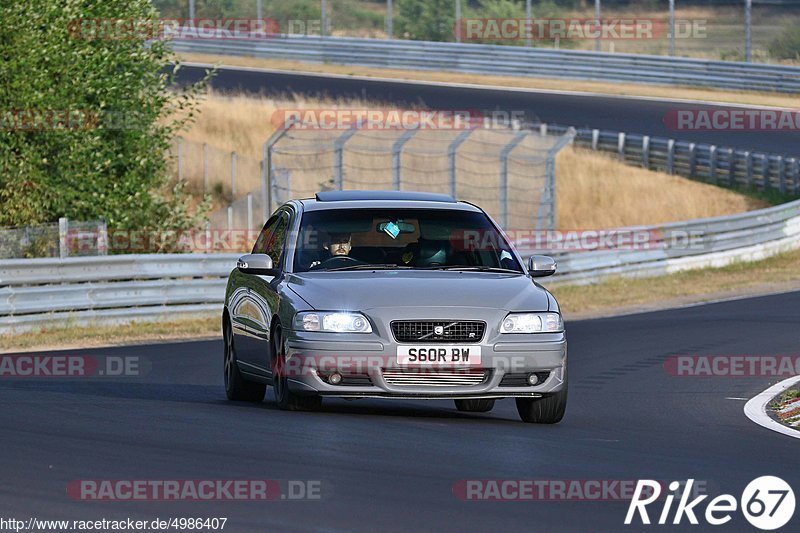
[391,320,486,343]
[382,368,489,387]
[499,371,552,387]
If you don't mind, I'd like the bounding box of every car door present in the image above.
[232,210,290,376]
[230,213,282,375]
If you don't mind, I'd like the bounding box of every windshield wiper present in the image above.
[422,265,524,274]
[322,263,414,272]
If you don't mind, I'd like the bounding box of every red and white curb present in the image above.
[744,375,800,439]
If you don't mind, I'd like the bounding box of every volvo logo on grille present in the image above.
[434,326,444,335]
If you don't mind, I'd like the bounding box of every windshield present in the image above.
[293,208,523,273]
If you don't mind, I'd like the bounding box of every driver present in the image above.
[325,232,352,257]
[309,232,352,269]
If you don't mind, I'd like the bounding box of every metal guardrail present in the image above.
[0,254,237,332]
[170,34,800,94]
[540,123,800,195]
[2,198,800,333]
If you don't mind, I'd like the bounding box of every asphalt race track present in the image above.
[2,291,798,532]
[176,64,800,158]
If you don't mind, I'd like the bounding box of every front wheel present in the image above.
[454,399,495,413]
[272,327,322,412]
[515,370,567,424]
[224,318,266,402]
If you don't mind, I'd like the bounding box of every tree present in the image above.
[0,0,209,235]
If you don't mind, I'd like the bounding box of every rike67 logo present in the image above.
[626,477,795,530]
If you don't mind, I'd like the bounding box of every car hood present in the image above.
[286,271,550,311]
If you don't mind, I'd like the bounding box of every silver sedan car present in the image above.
[222,190,567,423]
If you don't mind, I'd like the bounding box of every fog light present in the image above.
[328,372,343,385]
[527,373,539,385]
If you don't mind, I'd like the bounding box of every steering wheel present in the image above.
[314,255,362,269]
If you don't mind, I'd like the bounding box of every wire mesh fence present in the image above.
[0,219,107,259]
[266,123,574,231]
[175,123,574,236]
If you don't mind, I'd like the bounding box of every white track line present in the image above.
[743,375,800,439]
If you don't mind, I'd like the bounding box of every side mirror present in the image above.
[237,254,275,275]
[528,255,557,277]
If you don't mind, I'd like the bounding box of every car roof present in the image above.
[298,190,482,212]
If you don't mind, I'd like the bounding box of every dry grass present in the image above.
[0,315,220,353]
[555,148,768,228]
[552,247,800,317]
[177,92,767,228]
[178,53,800,110]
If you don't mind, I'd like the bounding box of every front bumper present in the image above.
[283,331,567,399]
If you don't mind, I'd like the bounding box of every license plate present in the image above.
[396,345,482,366]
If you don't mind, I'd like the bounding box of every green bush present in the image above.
[395,0,455,42]
[397,0,568,45]
[768,25,800,60]
[0,0,210,236]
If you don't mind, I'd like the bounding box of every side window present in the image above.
[253,216,280,254]
[265,214,289,269]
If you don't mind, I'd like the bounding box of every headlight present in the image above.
[294,311,373,333]
[500,312,563,333]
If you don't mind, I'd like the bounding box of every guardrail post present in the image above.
[227,206,233,231]
[792,158,800,195]
[246,193,253,233]
[666,139,675,174]
[745,0,752,63]
[262,117,296,218]
[334,121,361,190]
[98,220,108,256]
[386,0,393,38]
[761,154,770,189]
[455,0,461,42]
[448,129,474,199]
[728,148,737,187]
[202,143,209,192]
[778,156,786,194]
[688,143,696,178]
[669,0,676,56]
[230,151,238,199]
[642,135,650,169]
[499,132,529,228]
[709,145,717,183]
[594,0,601,52]
[525,0,532,47]
[745,151,753,186]
[321,0,328,36]
[539,123,548,136]
[591,129,600,151]
[617,132,626,161]
[392,126,419,190]
[259,161,267,225]
[205,221,212,253]
[58,217,68,259]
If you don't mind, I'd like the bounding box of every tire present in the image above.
[272,326,322,412]
[454,399,495,413]
[223,317,266,402]
[515,370,567,424]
